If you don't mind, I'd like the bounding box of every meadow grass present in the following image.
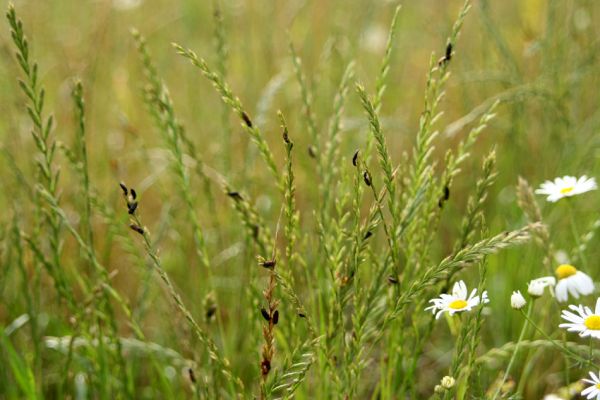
[1,0,599,399]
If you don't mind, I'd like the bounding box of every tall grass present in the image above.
[1,0,599,399]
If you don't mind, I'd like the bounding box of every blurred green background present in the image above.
[1,0,599,397]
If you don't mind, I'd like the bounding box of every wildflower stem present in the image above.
[520,307,594,368]
[492,301,532,400]
[567,199,588,269]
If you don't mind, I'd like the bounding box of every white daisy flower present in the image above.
[554,264,594,302]
[527,276,556,297]
[535,175,597,202]
[510,290,526,310]
[582,370,600,399]
[425,280,489,319]
[559,298,600,339]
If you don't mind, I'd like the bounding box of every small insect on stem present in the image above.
[120,182,140,215]
[241,111,253,128]
[352,150,359,167]
[363,171,372,186]
[128,202,138,215]
[445,42,453,60]
[438,185,451,208]
[259,258,276,269]
[188,368,196,384]
[119,182,128,196]
[282,128,291,146]
[226,191,243,202]
[205,306,217,320]
[272,310,279,325]
[261,307,271,322]
[438,42,453,66]
[129,224,144,235]
[261,359,271,376]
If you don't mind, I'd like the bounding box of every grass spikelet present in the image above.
[173,43,280,183]
[321,62,355,223]
[289,41,319,155]
[6,3,71,308]
[387,223,536,324]
[516,176,554,272]
[258,253,279,398]
[356,84,397,224]
[266,337,321,399]
[120,183,244,395]
[212,1,232,172]
[133,30,212,275]
[364,4,401,160]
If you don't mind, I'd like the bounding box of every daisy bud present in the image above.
[434,385,444,394]
[441,376,455,389]
[527,277,556,298]
[527,281,544,297]
[510,290,526,310]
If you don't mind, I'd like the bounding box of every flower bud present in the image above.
[510,290,526,310]
[441,376,455,389]
[527,276,556,298]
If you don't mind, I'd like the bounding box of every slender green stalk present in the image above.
[566,199,588,269]
[520,308,594,368]
[6,3,72,309]
[212,0,232,173]
[492,301,533,400]
[289,41,319,155]
[122,187,244,395]
[365,4,401,161]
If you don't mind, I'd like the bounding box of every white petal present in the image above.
[454,281,467,299]
[556,281,568,302]
[590,331,600,340]
[568,304,585,316]
[559,323,584,331]
[561,310,584,323]
[582,386,596,396]
[577,272,595,295]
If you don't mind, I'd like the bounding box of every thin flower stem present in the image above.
[492,301,533,400]
[520,308,594,368]
[567,199,588,269]
[444,312,461,337]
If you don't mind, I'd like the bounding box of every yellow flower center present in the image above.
[596,383,600,389]
[560,186,574,194]
[584,315,600,330]
[555,264,577,280]
[448,299,468,310]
